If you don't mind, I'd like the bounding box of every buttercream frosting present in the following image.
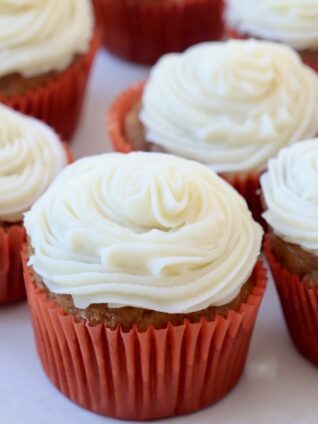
[140,40,318,173]
[0,0,93,77]
[24,152,263,313]
[226,0,318,50]
[261,139,318,254]
[0,104,67,222]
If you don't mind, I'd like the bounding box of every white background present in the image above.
[1,49,318,424]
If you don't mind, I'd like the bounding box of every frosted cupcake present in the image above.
[23,152,266,420]
[0,105,69,304]
[226,0,318,72]
[0,0,98,140]
[92,0,224,64]
[108,39,318,220]
[262,139,318,366]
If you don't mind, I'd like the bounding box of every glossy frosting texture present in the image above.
[0,0,93,77]
[140,40,318,173]
[25,152,263,312]
[0,105,67,222]
[226,0,318,50]
[261,139,318,254]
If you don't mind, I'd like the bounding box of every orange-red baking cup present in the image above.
[221,172,263,224]
[23,250,266,420]
[108,82,263,222]
[92,0,224,65]
[0,32,99,142]
[0,145,73,306]
[0,225,26,305]
[264,234,318,366]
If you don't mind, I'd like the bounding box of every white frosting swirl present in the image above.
[261,139,318,254]
[226,0,318,50]
[24,153,263,313]
[140,40,318,173]
[0,0,94,77]
[0,105,68,222]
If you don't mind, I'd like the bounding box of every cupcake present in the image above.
[92,0,224,64]
[108,39,318,221]
[262,139,318,366]
[23,152,266,420]
[226,0,318,72]
[0,0,98,141]
[0,104,70,305]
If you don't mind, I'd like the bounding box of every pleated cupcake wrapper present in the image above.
[23,247,266,421]
[264,235,318,366]
[107,81,144,153]
[0,31,99,141]
[0,144,73,306]
[221,172,264,226]
[92,0,224,65]
[0,225,26,305]
[108,82,263,224]
[228,28,318,73]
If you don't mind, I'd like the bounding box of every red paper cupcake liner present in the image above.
[227,29,318,73]
[92,0,224,65]
[0,144,73,306]
[264,234,318,366]
[23,248,266,420]
[108,82,263,222]
[221,172,263,225]
[0,225,26,305]
[0,31,99,141]
[107,81,144,153]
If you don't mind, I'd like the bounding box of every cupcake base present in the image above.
[264,234,318,366]
[0,31,99,141]
[107,82,263,222]
[23,249,266,420]
[93,0,224,65]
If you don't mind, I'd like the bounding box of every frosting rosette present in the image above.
[140,40,318,173]
[24,152,263,313]
[261,139,318,254]
[0,105,67,222]
[0,0,94,77]
[226,0,318,50]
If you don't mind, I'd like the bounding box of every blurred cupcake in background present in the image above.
[262,139,318,367]
[108,39,318,221]
[226,0,318,72]
[92,0,224,64]
[23,152,266,420]
[0,105,70,305]
[0,0,98,141]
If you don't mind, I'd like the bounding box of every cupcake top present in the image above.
[140,40,318,174]
[226,0,318,50]
[24,152,263,313]
[0,105,68,223]
[261,139,318,254]
[0,0,94,78]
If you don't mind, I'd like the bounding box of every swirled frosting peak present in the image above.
[226,0,318,50]
[0,105,67,222]
[261,139,318,254]
[24,152,263,313]
[0,0,93,77]
[140,40,318,173]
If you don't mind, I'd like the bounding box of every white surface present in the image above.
[1,50,318,424]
